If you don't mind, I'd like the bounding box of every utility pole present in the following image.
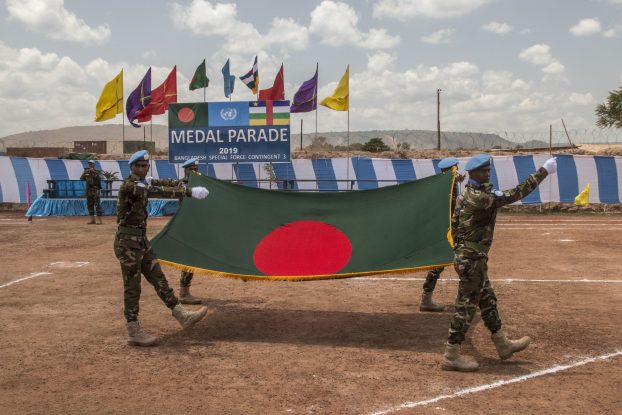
[437,89,442,150]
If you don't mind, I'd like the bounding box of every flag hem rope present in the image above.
[158,259,454,282]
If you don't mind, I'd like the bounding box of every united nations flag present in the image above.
[207,101,250,127]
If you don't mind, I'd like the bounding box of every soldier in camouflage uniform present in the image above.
[80,160,103,224]
[441,154,557,372]
[420,157,464,312]
[115,150,211,347]
[178,158,204,304]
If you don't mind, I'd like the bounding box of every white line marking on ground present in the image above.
[49,261,90,268]
[0,272,53,289]
[559,239,576,242]
[368,350,622,415]
[354,277,622,283]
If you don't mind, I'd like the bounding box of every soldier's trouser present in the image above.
[447,252,502,344]
[114,232,179,322]
[423,267,443,293]
[180,271,194,287]
[86,191,102,216]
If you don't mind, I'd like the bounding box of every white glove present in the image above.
[191,186,209,199]
[145,176,153,185]
[542,157,557,174]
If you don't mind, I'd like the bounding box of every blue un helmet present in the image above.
[464,154,491,172]
[181,158,199,169]
[438,157,459,171]
[129,150,149,166]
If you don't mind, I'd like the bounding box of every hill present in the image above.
[0,124,547,153]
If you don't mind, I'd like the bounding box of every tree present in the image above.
[596,87,622,129]
[362,138,390,153]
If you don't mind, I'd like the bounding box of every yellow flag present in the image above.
[95,69,124,122]
[320,65,349,111]
[574,183,590,206]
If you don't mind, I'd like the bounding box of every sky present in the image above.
[1,0,621,138]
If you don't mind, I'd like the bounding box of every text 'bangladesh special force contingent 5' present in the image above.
[91,150,556,372]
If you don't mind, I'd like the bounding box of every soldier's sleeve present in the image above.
[493,167,549,208]
[450,195,463,241]
[151,178,183,187]
[146,183,191,199]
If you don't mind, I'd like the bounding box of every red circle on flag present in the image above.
[253,220,352,276]
[177,107,195,123]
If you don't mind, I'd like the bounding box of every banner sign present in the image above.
[168,101,291,164]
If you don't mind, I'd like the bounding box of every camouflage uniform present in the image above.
[423,177,460,293]
[80,167,103,216]
[114,173,191,322]
[447,167,548,344]
[179,172,196,288]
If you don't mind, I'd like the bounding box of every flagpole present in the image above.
[347,105,350,186]
[315,62,318,142]
[203,87,206,103]
[346,65,350,187]
[122,110,125,155]
[120,70,125,155]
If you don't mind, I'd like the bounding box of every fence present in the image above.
[1,155,621,205]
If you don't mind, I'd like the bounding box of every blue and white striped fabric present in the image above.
[1,155,621,204]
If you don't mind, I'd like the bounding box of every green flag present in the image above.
[189,59,209,90]
[151,172,456,281]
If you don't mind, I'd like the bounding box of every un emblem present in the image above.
[220,107,237,120]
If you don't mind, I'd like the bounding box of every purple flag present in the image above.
[290,64,318,113]
[126,68,152,127]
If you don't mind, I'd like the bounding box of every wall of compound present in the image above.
[0,155,620,204]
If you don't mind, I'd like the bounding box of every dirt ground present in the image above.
[0,212,621,415]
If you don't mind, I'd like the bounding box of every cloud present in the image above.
[0,41,200,137]
[519,43,566,77]
[568,92,595,105]
[172,0,399,51]
[309,1,399,49]
[171,0,309,53]
[373,0,491,19]
[5,0,110,44]
[519,44,556,65]
[481,21,513,34]
[542,61,565,74]
[0,44,600,139]
[421,28,455,44]
[292,53,594,134]
[603,28,619,38]
[569,18,602,36]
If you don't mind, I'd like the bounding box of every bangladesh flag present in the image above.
[169,102,209,128]
[189,59,209,91]
[151,171,456,281]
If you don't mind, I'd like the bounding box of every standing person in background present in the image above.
[178,158,203,305]
[442,154,557,372]
[115,150,210,347]
[420,157,464,312]
[81,160,103,225]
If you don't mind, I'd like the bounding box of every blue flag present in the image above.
[207,101,249,126]
[222,58,235,98]
[126,68,152,128]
